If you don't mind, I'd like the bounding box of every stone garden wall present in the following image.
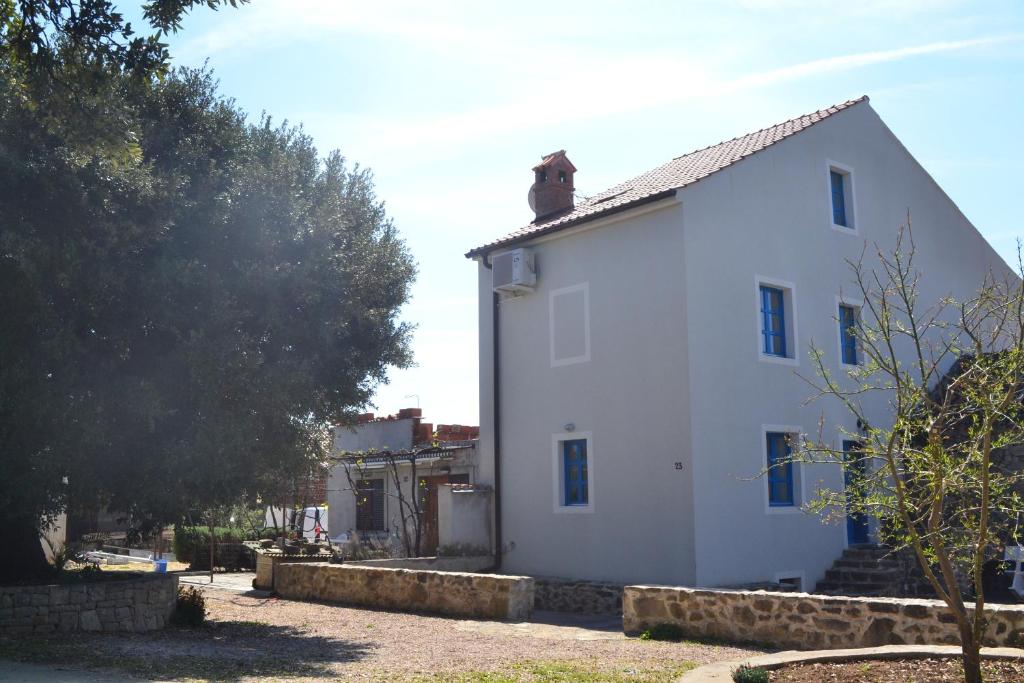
[624,585,1024,650]
[345,556,494,573]
[0,573,177,635]
[253,552,328,591]
[275,562,533,620]
[534,577,623,615]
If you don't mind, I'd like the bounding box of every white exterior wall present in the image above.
[680,102,1012,589]
[477,100,1013,589]
[478,201,697,585]
[438,486,492,552]
[334,419,415,454]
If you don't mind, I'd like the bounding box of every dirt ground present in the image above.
[0,584,765,682]
[770,657,1024,682]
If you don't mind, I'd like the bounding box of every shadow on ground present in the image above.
[0,619,374,682]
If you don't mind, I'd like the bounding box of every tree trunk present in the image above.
[208,519,215,584]
[1,516,53,583]
[960,628,983,683]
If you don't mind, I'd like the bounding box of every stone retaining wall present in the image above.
[534,577,623,615]
[624,586,1024,650]
[345,556,494,573]
[275,562,533,620]
[253,552,328,591]
[0,573,177,635]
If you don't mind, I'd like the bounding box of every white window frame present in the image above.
[754,275,799,367]
[826,159,858,235]
[773,570,807,592]
[551,431,595,514]
[549,282,591,368]
[761,424,805,515]
[835,295,865,369]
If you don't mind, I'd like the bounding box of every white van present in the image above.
[291,506,328,541]
[263,506,328,541]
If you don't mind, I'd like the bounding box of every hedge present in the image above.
[172,526,256,565]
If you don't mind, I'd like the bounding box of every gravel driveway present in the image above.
[0,583,767,681]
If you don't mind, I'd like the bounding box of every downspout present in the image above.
[482,254,503,571]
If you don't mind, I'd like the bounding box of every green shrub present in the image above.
[172,525,254,564]
[732,664,769,683]
[170,586,206,627]
[638,623,686,642]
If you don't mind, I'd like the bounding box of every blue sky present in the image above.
[152,0,1024,425]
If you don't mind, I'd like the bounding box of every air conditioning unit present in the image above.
[492,248,536,294]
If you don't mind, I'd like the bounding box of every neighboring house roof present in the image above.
[465,96,868,258]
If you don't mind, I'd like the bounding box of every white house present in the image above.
[327,409,488,555]
[465,96,1014,590]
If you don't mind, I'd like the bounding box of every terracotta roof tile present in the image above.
[466,96,868,258]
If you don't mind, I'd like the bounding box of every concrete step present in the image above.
[840,547,893,561]
[815,580,892,595]
[825,568,901,584]
[834,558,899,570]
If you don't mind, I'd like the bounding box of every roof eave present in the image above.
[465,188,678,259]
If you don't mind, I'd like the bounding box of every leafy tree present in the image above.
[792,222,1024,683]
[1,2,415,578]
[2,1,245,76]
[1,1,247,155]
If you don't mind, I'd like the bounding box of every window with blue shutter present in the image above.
[562,439,589,506]
[843,440,870,544]
[760,286,787,357]
[839,304,858,365]
[831,170,848,227]
[766,432,794,506]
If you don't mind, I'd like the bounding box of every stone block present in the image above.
[50,587,69,606]
[58,612,78,631]
[79,610,101,631]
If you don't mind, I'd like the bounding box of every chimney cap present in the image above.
[532,150,577,174]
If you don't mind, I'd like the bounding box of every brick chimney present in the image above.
[528,150,576,222]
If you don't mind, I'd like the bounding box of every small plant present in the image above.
[638,623,685,642]
[50,544,78,572]
[171,586,206,627]
[732,664,769,683]
[437,543,490,557]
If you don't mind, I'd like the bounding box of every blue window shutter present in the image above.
[759,286,787,357]
[831,170,848,226]
[767,432,794,506]
[839,305,858,364]
[563,439,588,506]
[843,440,869,543]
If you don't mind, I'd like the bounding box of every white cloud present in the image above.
[336,34,1020,153]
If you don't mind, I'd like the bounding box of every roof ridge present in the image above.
[467,95,870,258]
[668,96,868,163]
[577,96,868,209]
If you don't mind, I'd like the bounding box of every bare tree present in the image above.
[338,449,442,558]
[787,218,1024,683]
